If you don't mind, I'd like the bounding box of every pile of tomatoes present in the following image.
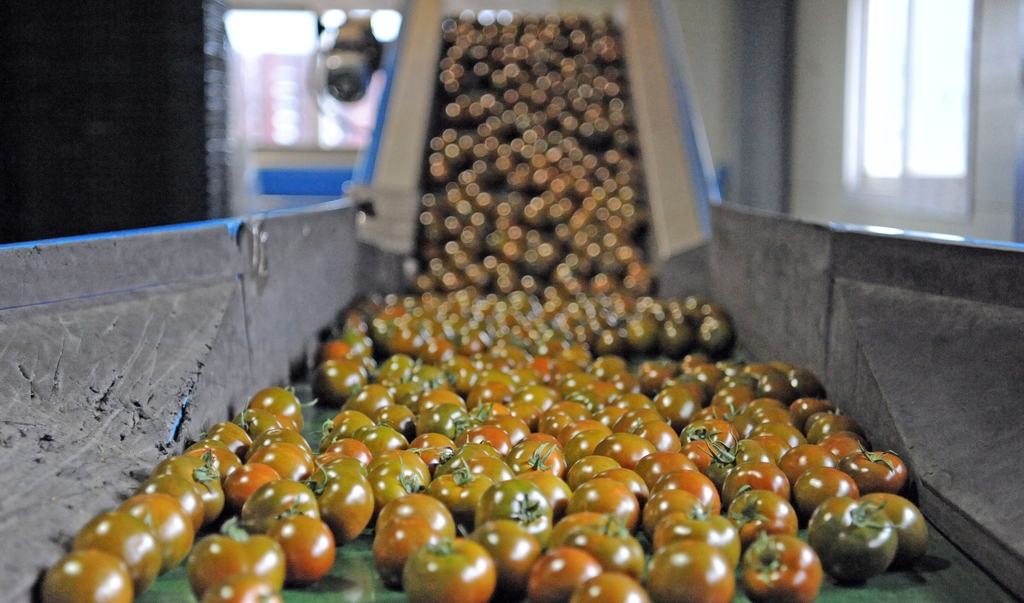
[42,291,928,603]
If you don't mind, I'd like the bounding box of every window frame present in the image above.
[842,0,981,219]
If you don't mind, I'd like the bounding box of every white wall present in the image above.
[790,0,1020,241]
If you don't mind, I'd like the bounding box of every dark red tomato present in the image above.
[633,452,698,491]
[612,408,662,434]
[806,496,898,583]
[267,515,335,585]
[240,479,319,534]
[818,433,867,460]
[485,414,533,446]
[548,512,608,549]
[642,489,704,541]
[118,493,195,573]
[518,471,573,523]
[748,423,807,449]
[792,466,860,524]
[860,493,929,568]
[136,474,205,533]
[320,438,373,466]
[248,386,305,431]
[506,441,567,478]
[376,493,456,538]
[223,463,281,514]
[318,470,374,544]
[631,421,681,454]
[198,575,283,603]
[838,449,908,495]
[187,531,285,599]
[651,510,741,568]
[247,442,314,482]
[470,520,542,601]
[727,490,798,549]
[568,478,641,534]
[646,540,735,603]
[206,421,253,460]
[42,550,133,603]
[563,521,645,580]
[71,512,161,594]
[527,548,604,603]
[594,468,650,509]
[741,533,822,603]
[652,385,703,431]
[372,516,444,588]
[475,479,554,546]
[777,444,837,487]
[789,398,835,432]
[748,434,792,464]
[569,573,650,603]
[804,412,864,444]
[564,430,612,468]
[652,469,722,515]
[720,462,791,509]
[403,539,497,603]
[456,425,512,457]
[593,406,629,431]
[426,467,494,532]
[565,455,621,491]
[592,433,656,471]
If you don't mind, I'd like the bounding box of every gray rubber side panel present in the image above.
[655,243,712,299]
[707,203,833,377]
[0,205,357,603]
[356,241,408,296]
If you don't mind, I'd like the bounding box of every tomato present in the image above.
[378,354,416,383]
[185,446,243,483]
[748,434,791,464]
[527,548,604,603]
[187,527,285,598]
[518,471,573,522]
[633,452,698,491]
[705,440,773,492]
[741,533,822,603]
[198,575,283,603]
[246,428,312,460]
[652,470,721,515]
[818,433,867,460]
[789,398,834,431]
[727,490,798,549]
[569,573,650,603]
[469,520,542,600]
[593,467,649,509]
[320,437,373,466]
[563,520,645,579]
[418,403,471,439]
[410,432,457,449]
[838,449,908,495]
[322,410,375,448]
[403,539,497,603]
[377,493,457,538]
[41,550,133,603]
[592,433,656,470]
[475,479,554,546]
[558,420,612,447]
[804,412,864,444]
[267,515,335,585]
[372,516,444,587]
[593,406,629,431]
[317,470,374,544]
[642,489,704,540]
[240,479,319,534]
[313,359,367,407]
[135,474,205,532]
[567,478,640,534]
[720,462,791,509]
[792,466,859,523]
[118,493,195,573]
[565,455,620,490]
[150,454,225,526]
[646,540,735,603]
[455,424,512,457]
[505,441,567,478]
[807,496,898,583]
[612,408,661,433]
[247,442,314,482]
[376,404,418,442]
[248,387,305,431]
[206,421,253,459]
[234,409,284,439]
[69,511,159,595]
[344,384,394,417]
[651,509,741,568]
[748,423,806,448]
[564,430,613,468]
[426,466,492,530]
[860,493,929,568]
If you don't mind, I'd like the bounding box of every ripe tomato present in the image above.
[150,454,225,526]
[860,493,928,568]
[187,528,285,598]
[314,359,368,407]
[594,467,649,509]
[248,386,305,431]
[267,515,335,585]
[563,520,645,579]
[41,550,133,603]
[206,421,253,459]
[506,441,567,478]
[527,548,604,603]
[372,516,443,587]
[741,533,822,603]
[838,449,908,495]
[720,461,791,508]
[427,468,495,531]
[642,489,704,541]
[475,479,554,546]
[456,424,513,457]
[651,509,741,568]
[240,479,319,534]
[569,573,650,603]
[377,493,456,538]
[558,420,612,447]
[727,490,798,549]
[567,478,641,534]
[548,512,608,549]
[634,452,698,491]
[631,420,682,453]
[234,408,284,439]
[518,471,573,522]
[789,398,834,432]
[136,474,205,532]
[651,470,721,515]
[320,438,373,466]
[804,412,864,444]
[777,444,837,485]
[247,442,314,482]
[322,410,375,448]
[818,433,866,460]
[792,466,859,524]
[565,455,621,491]
[355,423,410,457]
[317,470,374,544]
[592,432,656,470]
[807,496,898,583]
[404,539,498,603]
[646,540,735,603]
[469,520,542,601]
[198,575,283,603]
[118,493,195,573]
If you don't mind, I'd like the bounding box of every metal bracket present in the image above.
[248,220,269,279]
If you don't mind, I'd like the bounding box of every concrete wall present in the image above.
[790,0,1020,242]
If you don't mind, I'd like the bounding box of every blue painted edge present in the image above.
[352,0,409,187]
[168,396,189,444]
[829,222,1024,252]
[257,168,355,196]
[652,0,718,238]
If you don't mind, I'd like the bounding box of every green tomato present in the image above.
[806,496,897,584]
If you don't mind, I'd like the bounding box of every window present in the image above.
[843,0,976,217]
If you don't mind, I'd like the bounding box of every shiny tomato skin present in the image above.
[562,523,645,579]
[518,471,573,523]
[642,489,704,541]
[860,493,929,568]
[320,438,373,466]
[136,474,206,532]
[792,466,860,524]
[248,386,305,431]
[568,573,650,603]
[838,450,908,495]
[71,511,161,594]
[317,470,374,544]
[267,515,336,585]
[777,444,837,485]
[652,470,721,515]
[505,441,567,478]
[427,470,494,532]
[475,479,554,546]
[198,574,282,603]
[741,534,823,603]
[592,433,656,470]
[186,535,250,599]
[207,421,253,460]
[548,512,608,549]
[646,540,735,603]
[240,479,319,534]
[720,462,791,509]
[565,455,621,491]
[527,548,604,603]
[727,490,798,549]
[469,520,542,600]
[223,463,281,514]
[372,516,443,588]
[806,496,898,584]
[247,442,314,482]
[403,539,498,603]
[633,452,698,491]
[651,511,741,568]
[41,550,133,603]
[376,493,456,538]
[567,478,641,534]
[117,493,195,573]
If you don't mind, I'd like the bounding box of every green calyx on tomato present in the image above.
[807,497,897,584]
[748,532,783,579]
[193,451,220,488]
[527,444,558,472]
